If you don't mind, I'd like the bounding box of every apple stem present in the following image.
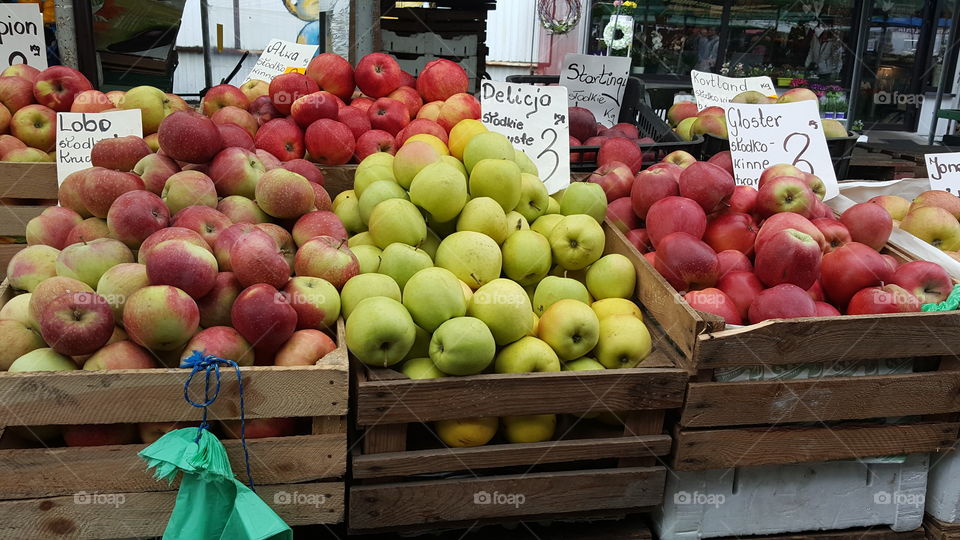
[338,238,346,249]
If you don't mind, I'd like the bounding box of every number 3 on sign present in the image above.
[537,127,559,181]
[783,132,813,173]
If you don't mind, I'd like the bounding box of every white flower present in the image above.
[603,15,633,51]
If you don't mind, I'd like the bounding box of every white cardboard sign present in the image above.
[560,53,630,128]
[0,4,47,69]
[925,153,960,195]
[691,70,777,110]
[56,110,143,184]
[243,39,317,83]
[726,100,838,199]
[480,80,571,195]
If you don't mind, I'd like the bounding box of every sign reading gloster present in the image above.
[560,53,630,128]
[0,3,47,69]
[725,100,838,199]
[56,110,143,184]
[691,70,777,109]
[244,39,317,83]
[481,80,570,194]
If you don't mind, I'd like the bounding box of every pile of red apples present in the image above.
[567,105,658,165]
[592,151,955,325]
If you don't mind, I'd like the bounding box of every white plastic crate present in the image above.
[926,448,960,522]
[655,454,929,539]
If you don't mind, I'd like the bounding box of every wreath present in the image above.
[603,15,633,51]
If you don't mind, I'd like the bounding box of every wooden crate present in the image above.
[0,162,58,277]
[0,280,349,538]
[347,223,689,533]
[603,224,960,471]
[927,515,960,540]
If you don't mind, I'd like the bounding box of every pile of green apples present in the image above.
[339,120,655,447]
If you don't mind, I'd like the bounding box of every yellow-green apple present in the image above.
[777,87,819,104]
[754,229,822,289]
[1,293,33,328]
[679,162,735,214]
[910,190,960,219]
[0,133,27,158]
[457,197,508,244]
[494,336,560,373]
[78,168,145,218]
[355,153,396,188]
[900,206,960,251]
[0,75,34,114]
[90,135,151,171]
[269,72,319,115]
[674,117,697,140]
[434,416,497,447]
[120,85,173,134]
[138,227,210,264]
[868,195,910,221]
[158,110,223,164]
[817,118,846,138]
[207,147,265,198]
[106,191,169,248]
[219,417,297,439]
[230,283,296,352]
[691,114,727,139]
[755,212,826,253]
[254,168,315,219]
[847,284,920,315]
[717,249,752,277]
[0,319,44,370]
[2,146,50,161]
[70,89,112,113]
[346,296,415,366]
[548,214,605,271]
[393,140,441,188]
[561,182,608,224]
[145,239,219,299]
[200,84,249,116]
[240,79,269,102]
[586,254,636,299]
[211,105,258,139]
[179,326,254,366]
[195,272,241,327]
[630,167,680,219]
[83,341,157,370]
[592,297,642,321]
[303,118,355,165]
[218,196,270,224]
[840,202,892,251]
[106,91,125,106]
[95,262,148,322]
[502,230,552,286]
[294,235,359,289]
[254,118,304,161]
[355,129,397,160]
[514,173,550,223]
[340,273,401,319]
[568,106,597,141]
[368,97,411,135]
[10,103,55,150]
[703,212,757,255]
[284,276,340,330]
[594,314,652,368]
[143,133,159,151]
[378,243,432,289]
[666,101,698,127]
[350,245,382,274]
[408,161,468,223]
[467,278,534,345]
[33,65,93,111]
[435,231,502,288]
[625,228,651,252]
[250,95,281,127]
[587,161,633,202]
[133,153,180,195]
[532,276,590,316]
[275,329,336,366]
[358,180,409,225]
[820,242,894,309]
[892,260,952,304]
[64,217,108,246]
[645,196,706,249]
[748,283,816,323]
[305,53,355,101]
[402,267,466,332]
[7,245,58,291]
[367,198,427,249]
[537,298,600,360]
[55,238,134,288]
[38,291,114,355]
[416,58,468,102]
[292,211,347,248]
[462,131,513,174]
[446,118,485,161]
[429,316,496,375]
[8,348,77,372]
[229,229,290,289]
[171,206,233,247]
[501,414,555,444]
[756,176,816,218]
[2,64,39,81]
[654,232,720,292]
[730,90,774,104]
[401,357,445,379]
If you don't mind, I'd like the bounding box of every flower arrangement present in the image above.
[790,78,809,88]
[602,1,636,52]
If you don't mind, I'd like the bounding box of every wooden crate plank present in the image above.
[926,514,960,540]
[673,422,959,471]
[681,372,960,427]
[349,467,665,530]
[0,244,25,277]
[317,165,355,199]
[0,163,58,199]
[353,435,671,478]
[0,433,345,499]
[355,368,687,426]
[0,481,343,538]
[0,205,46,236]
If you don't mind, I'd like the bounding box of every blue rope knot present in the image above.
[180,350,255,490]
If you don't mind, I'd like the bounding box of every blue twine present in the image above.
[180,350,255,491]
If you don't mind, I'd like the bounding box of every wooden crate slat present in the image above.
[0,244,25,277]
[672,422,959,471]
[925,514,960,540]
[349,467,665,530]
[0,481,343,539]
[0,163,58,199]
[353,435,671,478]
[0,433,345,499]
[681,371,960,427]
[355,368,687,426]
[0,205,45,236]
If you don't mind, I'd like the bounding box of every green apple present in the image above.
[358,180,409,225]
[502,230,552,286]
[435,231,502,289]
[502,414,555,443]
[394,140,441,188]
[348,231,376,247]
[345,296,416,367]
[368,199,427,249]
[563,357,605,370]
[0,319,44,370]
[530,214,564,238]
[355,157,397,197]
[404,324,431,361]
[532,275,591,316]
[592,298,643,321]
[435,417,497,447]
[516,173,549,223]
[494,336,560,373]
[429,316,496,375]
[0,293,35,329]
[351,244,382,273]
[340,273,402,319]
[594,315,652,369]
[586,254,636,300]
[56,238,135,288]
[333,190,366,234]
[428,216,458,238]
[357,151,395,171]
[537,298,600,360]
[560,182,607,222]
[546,196,561,214]
[457,197,508,245]
[403,267,467,332]
[401,357,446,379]
[441,155,468,177]
[468,159,522,213]
[549,214,605,271]
[409,162,469,223]
[505,211,529,238]
[514,149,538,176]
[462,131,514,173]
[420,228,441,259]
[9,348,78,372]
[120,85,172,134]
[467,278,533,345]
[378,243,432,289]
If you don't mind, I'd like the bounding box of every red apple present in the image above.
[367,97,410,136]
[820,242,894,310]
[812,218,851,253]
[39,291,114,356]
[84,341,158,370]
[685,288,741,324]
[588,161,634,201]
[0,76,34,114]
[717,249,752,277]
[201,84,249,117]
[847,284,921,315]
[138,227,211,264]
[91,135,151,171]
[10,103,55,151]
[607,197,640,233]
[213,223,257,271]
[268,72,319,116]
[65,217,110,245]
[157,110,223,164]
[728,185,758,215]
[653,232,719,292]
[754,228,822,289]
[217,123,255,150]
[416,100,441,120]
[290,91,339,128]
[416,58,468,102]
[33,66,93,112]
[256,222,297,269]
[643,251,657,266]
[231,283,297,352]
[630,167,679,219]
[707,151,734,176]
[292,210,348,246]
[255,118,305,161]
[756,176,816,218]
[146,239,219,299]
[25,206,82,249]
[646,196,707,249]
[395,118,447,146]
[281,158,324,185]
[180,325,253,367]
[305,119,355,165]
[171,206,233,247]
[63,424,139,447]
[569,107,597,142]
[748,283,817,323]
[106,190,170,248]
[356,129,397,160]
[197,272,242,328]
[275,328,338,366]
[305,52,355,101]
[2,64,39,82]
[678,161,735,214]
[436,93,480,132]
[800,172,826,200]
[667,101,699,126]
[717,271,764,320]
[208,147,266,198]
[0,133,26,158]
[597,137,642,174]
[69,89,112,113]
[840,202,893,251]
[646,161,682,181]
[704,212,757,255]
[815,301,841,316]
[355,52,403,98]
[210,105,258,138]
[758,163,805,188]
[294,235,359,289]
[387,85,422,118]
[754,212,826,254]
[892,261,953,304]
[311,182,333,212]
[626,228,651,253]
[133,153,180,195]
[231,229,290,289]
[249,95,281,125]
[79,168,146,218]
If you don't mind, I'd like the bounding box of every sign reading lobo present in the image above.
[726,100,838,199]
[57,110,143,184]
[691,70,776,110]
[560,53,630,127]
[0,4,46,69]
[481,80,570,194]
[925,152,960,194]
[244,39,317,83]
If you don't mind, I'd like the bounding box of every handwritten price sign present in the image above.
[691,70,777,110]
[560,53,630,128]
[480,80,570,194]
[244,39,317,83]
[726,100,838,199]
[925,152,960,194]
[56,110,143,184]
[0,4,46,69]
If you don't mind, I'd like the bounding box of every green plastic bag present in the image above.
[922,284,960,312]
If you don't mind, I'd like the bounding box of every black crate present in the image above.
[701,131,860,180]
